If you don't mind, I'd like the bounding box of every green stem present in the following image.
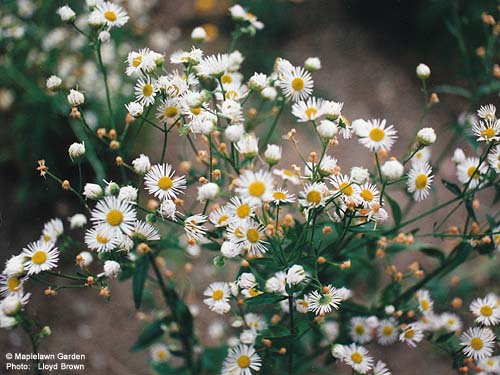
[96,41,114,129]
[262,99,285,145]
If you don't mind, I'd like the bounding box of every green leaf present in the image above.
[419,247,446,264]
[200,346,228,373]
[433,84,471,99]
[442,179,462,197]
[435,331,456,344]
[201,242,221,251]
[153,363,190,375]
[131,318,166,351]
[476,81,500,97]
[385,194,402,228]
[133,255,150,309]
[244,293,287,306]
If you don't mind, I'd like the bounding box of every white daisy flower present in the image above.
[358,183,380,208]
[203,282,231,314]
[227,219,268,257]
[235,134,259,158]
[150,343,170,363]
[273,168,301,185]
[96,1,129,29]
[299,182,330,209]
[265,271,287,294]
[407,162,433,201]
[472,118,500,142]
[456,157,488,189]
[350,317,372,344]
[158,72,190,98]
[41,218,64,244]
[144,164,187,201]
[307,285,342,315]
[235,170,274,205]
[487,146,500,173]
[478,356,500,374]
[221,344,262,375]
[196,53,230,77]
[322,100,343,120]
[271,188,295,205]
[416,289,434,315]
[0,274,26,297]
[1,292,31,316]
[125,48,156,76]
[357,119,398,151]
[3,255,26,278]
[291,97,324,122]
[156,98,182,125]
[134,76,157,106]
[84,224,120,252]
[131,220,160,242]
[411,147,431,165]
[399,323,424,348]
[460,327,496,360]
[244,313,268,332]
[226,196,255,223]
[209,206,231,227]
[90,196,137,235]
[373,360,391,375]
[377,319,398,346]
[341,343,373,374]
[439,312,462,332]
[182,214,206,243]
[278,66,313,102]
[329,174,360,205]
[477,104,496,120]
[219,99,244,124]
[197,182,220,202]
[470,295,500,326]
[22,240,59,275]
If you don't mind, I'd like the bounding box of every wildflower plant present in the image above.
[2,2,500,375]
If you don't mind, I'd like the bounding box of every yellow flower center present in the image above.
[404,329,415,339]
[212,289,224,301]
[142,83,153,97]
[480,305,493,317]
[355,325,365,335]
[164,106,179,118]
[248,181,266,197]
[157,176,173,190]
[217,215,229,224]
[481,128,496,139]
[339,182,353,196]
[305,107,318,119]
[306,190,321,204]
[420,299,430,311]
[7,277,20,292]
[415,174,428,190]
[351,352,363,364]
[467,166,480,179]
[132,55,142,67]
[283,169,295,177]
[236,204,251,218]
[249,288,261,297]
[106,210,123,226]
[291,77,305,91]
[237,355,251,368]
[382,325,393,336]
[273,191,287,201]
[447,319,455,326]
[226,90,238,100]
[96,234,109,244]
[43,234,51,242]
[360,189,374,202]
[32,250,47,265]
[104,10,117,22]
[190,106,202,115]
[246,229,260,243]
[369,128,385,142]
[157,350,168,360]
[220,74,232,84]
[470,337,484,350]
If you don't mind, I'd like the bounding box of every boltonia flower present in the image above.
[125,101,143,117]
[57,5,76,22]
[477,104,496,120]
[85,225,119,252]
[221,344,262,375]
[1,293,30,317]
[381,158,404,180]
[196,53,230,77]
[439,312,462,332]
[317,119,339,139]
[90,196,137,235]
[329,174,360,204]
[416,289,434,315]
[134,77,157,106]
[456,157,488,189]
[125,48,156,76]
[42,218,64,244]
[271,188,295,205]
[144,164,187,201]
[102,260,121,278]
[291,97,324,122]
[132,154,151,174]
[0,274,26,297]
[218,99,244,123]
[488,146,500,173]
[358,183,380,208]
[158,199,177,221]
[209,206,231,228]
[416,127,436,146]
[341,344,373,374]
[227,219,268,257]
[235,170,274,205]
[470,295,500,326]
[411,147,431,165]
[156,98,181,125]
[460,327,496,360]
[3,255,26,278]
[472,118,500,142]
[22,240,59,275]
[299,182,330,209]
[373,360,391,375]
[96,1,129,29]
[377,319,398,346]
[278,66,313,102]
[407,162,433,201]
[150,343,170,363]
[204,282,231,314]
[235,134,259,158]
[357,119,398,151]
[307,285,342,315]
[226,197,255,221]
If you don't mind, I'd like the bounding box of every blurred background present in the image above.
[1,0,499,374]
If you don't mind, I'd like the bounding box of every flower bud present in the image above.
[57,5,76,22]
[83,183,103,200]
[191,26,207,43]
[46,75,62,91]
[1,295,22,316]
[416,127,436,146]
[68,141,85,161]
[67,89,85,106]
[264,144,282,165]
[304,57,321,72]
[416,63,431,79]
[125,101,143,117]
[381,158,404,180]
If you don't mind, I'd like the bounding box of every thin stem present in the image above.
[161,123,168,163]
[262,99,285,145]
[96,41,114,129]
[288,295,295,375]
